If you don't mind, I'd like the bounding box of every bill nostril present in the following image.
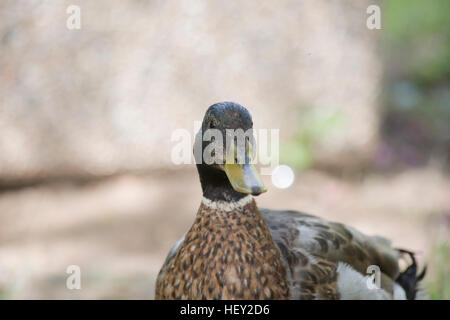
[251,186,261,196]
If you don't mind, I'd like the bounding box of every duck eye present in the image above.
[209,121,216,129]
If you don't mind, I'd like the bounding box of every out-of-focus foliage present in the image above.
[280,108,346,169]
[379,0,450,169]
[384,0,449,83]
[427,241,450,300]
[281,1,450,172]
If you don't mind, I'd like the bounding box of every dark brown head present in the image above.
[194,102,267,201]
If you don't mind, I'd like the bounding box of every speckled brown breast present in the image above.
[155,200,290,299]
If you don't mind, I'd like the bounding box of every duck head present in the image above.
[194,102,267,201]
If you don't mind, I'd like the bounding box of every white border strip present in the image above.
[202,195,253,211]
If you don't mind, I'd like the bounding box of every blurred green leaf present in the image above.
[280,108,345,169]
[384,0,450,83]
[427,240,450,300]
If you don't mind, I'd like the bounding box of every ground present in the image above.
[0,167,448,299]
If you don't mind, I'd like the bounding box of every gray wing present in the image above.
[261,208,401,299]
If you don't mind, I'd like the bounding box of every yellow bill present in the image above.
[223,142,267,196]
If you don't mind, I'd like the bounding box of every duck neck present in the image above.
[196,164,248,202]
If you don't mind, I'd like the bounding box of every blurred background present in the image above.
[0,0,448,299]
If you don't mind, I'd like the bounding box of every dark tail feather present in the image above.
[395,249,427,300]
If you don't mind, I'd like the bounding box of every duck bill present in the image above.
[224,163,267,196]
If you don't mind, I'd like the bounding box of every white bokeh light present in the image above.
[271,165,295,189]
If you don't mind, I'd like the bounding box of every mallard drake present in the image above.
[155,102,426,300]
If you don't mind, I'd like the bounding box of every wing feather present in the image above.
[261,208,401,297]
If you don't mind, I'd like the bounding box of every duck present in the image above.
[155,101,426,300]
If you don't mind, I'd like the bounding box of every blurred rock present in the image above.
[0,0,381,184]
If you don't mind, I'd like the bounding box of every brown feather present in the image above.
[155,200,290,299]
